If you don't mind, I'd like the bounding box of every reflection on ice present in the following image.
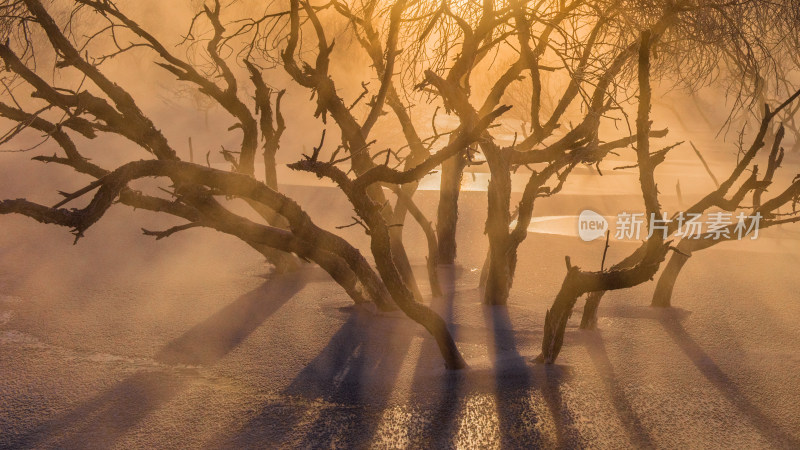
[512,216,584,238]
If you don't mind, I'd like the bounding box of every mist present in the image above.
[1,0,800,448]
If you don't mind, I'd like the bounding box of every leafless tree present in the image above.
[650,123,800,308]
[578,91,800,330]
[0,0,518,369]
[537,30,673,362]
[3,0,800,371]
[577,0,800,333]
[540,13,800,361]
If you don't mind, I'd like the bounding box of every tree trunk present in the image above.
[389,224,424,300]
[247,241,377,306]
[436,151,467,264]
[483,244,516,305]
[237,147,302,273]
[540,243,669,364]
[264,148,279,191]
[541,251,667,363]
[540,270,583,363]
[652,239,696,307]
[478,247,491,289]
[264,245,302,274]
[392,185,443,297]
[479,208,518,290]
[244,199,302,273]
[579,291,603,330]
[482,149,514,305]
[579,31,657,331]
[370,223,467,370]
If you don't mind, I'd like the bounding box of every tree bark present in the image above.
[436,150,467,264]
[244,199,302,273]
[579,291,603,330]
[542,31,664,362]
[478,248,491,289]
[392,185,443,297]
[540,245,667,363]
[389,224,424,300]
[540,269,583,363]
[483,244,516,305]
[371,234,466,369]
[652,239,698,307]
[651,252,690,308]
[483,147,514,305]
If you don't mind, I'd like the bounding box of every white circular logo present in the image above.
[578,210,608,241]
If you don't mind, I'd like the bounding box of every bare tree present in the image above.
[577,0,800,331]
[578,92,800,331]
[538,30,674,363]
[3,0,800,371]
[539,13,800,362]
[650,123,800,308]
[0,0,511,369]
[394,0,679,306]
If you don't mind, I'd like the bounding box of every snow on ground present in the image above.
[1,156,800,448]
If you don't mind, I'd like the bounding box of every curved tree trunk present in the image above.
[245,199,302,273]
[579,291,603,330]
[652,239,697,307]
[390,224,424,300]
[363,201,466,369]
[392,185,443,297]
[285,158,467,370]
[436,151,467,264]
[578,243,650,329]
[540,245,667,363]
[191,191,398,312]
[247,241,377,306]
[370,233,467,370]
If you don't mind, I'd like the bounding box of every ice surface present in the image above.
[1,176,799,448]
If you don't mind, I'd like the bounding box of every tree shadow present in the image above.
[484,305,581,448]
[221,307,416,447]
[221,265,475,448]
[14,272,308,448]
[577,331,657,448]
[659,313,800,448]
[401,266,576,447]
[156,271,308,365]
[215,265,583,447]
[11,371,189,449]
[405,264,466,447]
[483,305,546,446]
[588,303,800,447]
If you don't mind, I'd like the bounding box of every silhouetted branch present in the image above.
[142,222,203,240]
